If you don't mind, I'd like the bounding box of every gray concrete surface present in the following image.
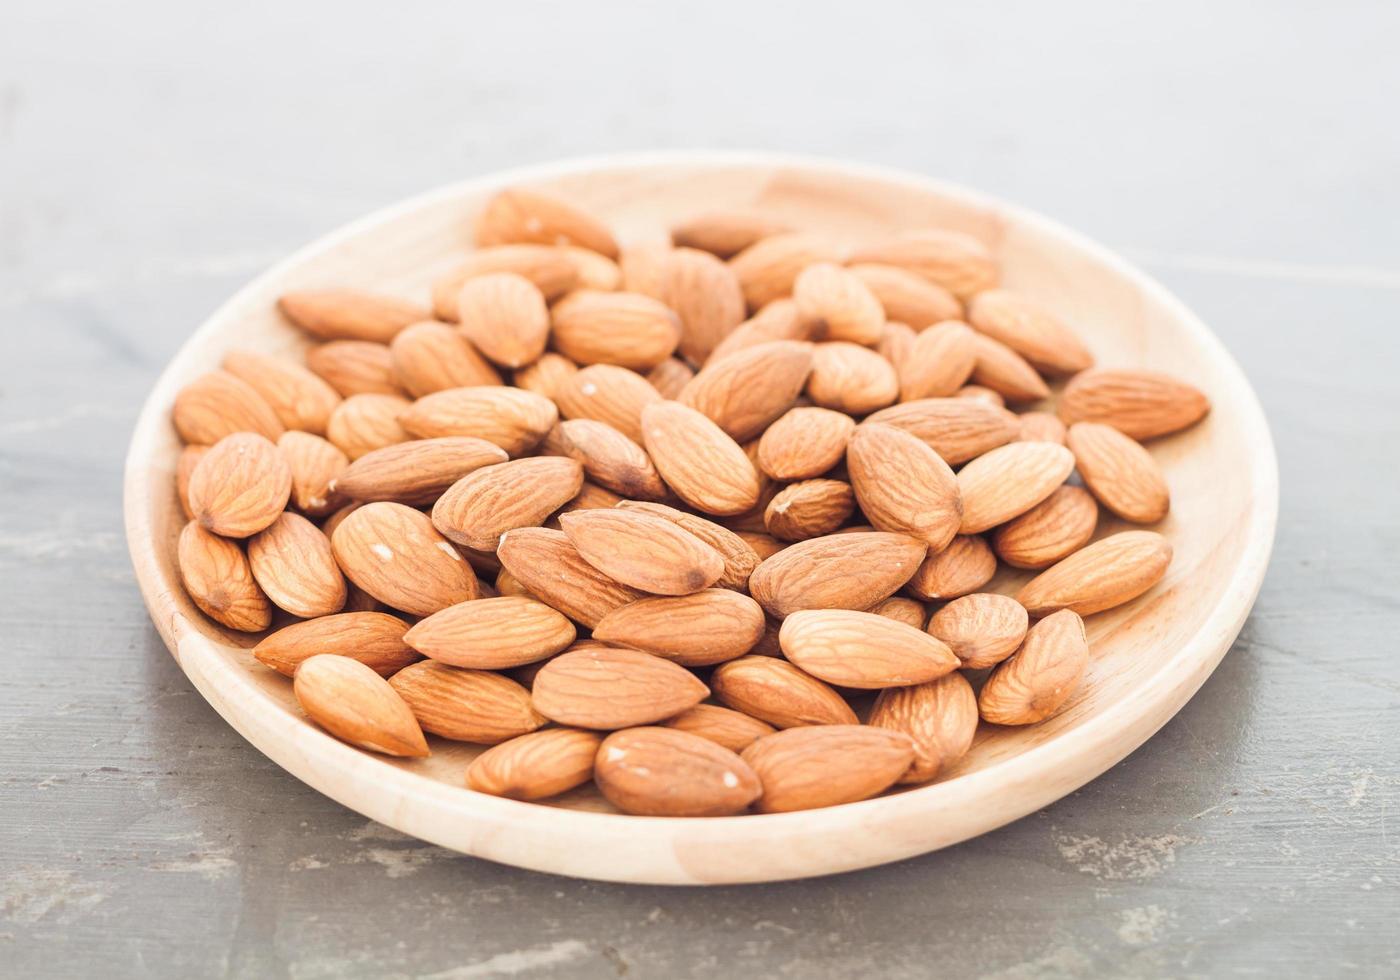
[2,1,1398,976]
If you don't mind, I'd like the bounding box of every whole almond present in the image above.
[187,432,292,538]
[1067,422,1170,523]
[513,351,579,401]
[991,485,1098,569]
[1017,410,1067,445]
[248,512,347,618]
[664,704,776,752]
[293,654,428,757]
[748,531,928,619]
[543,418,667,500]
[177,521,272,632]
[969,332,1050,403]
[431,457,584,551]
[966,289,1093,376]
[497,527,644,627]
[278,290,429,344]
[869,673,978,783]
[780,609,959,689]
[596,727,761,817]
[868,595,928,630]
[904,534,996,600]
[957,441,1076,533]
[172,371,284,445]
[765,479,855,541]
[898,321,978,401]
[456,272,550,368]
[646,357,695,399]
[560,245,622,291]
[678,339,814,442]
[466,727,602,801]
[531,647,708,729]
[405,596,576,669]
[325,392,411,460]
[176,445,207,519]
[332,437,508,505]
[710,656,857,728]
[550,290,682,370]
[671,210,790,259]
[594,589,766,666]
[388,660,545,744]
[847,263,962,330]
[741,725,915,813]
[865,397,1017,465]
[474,188,618,258]
[847,423,962,551]
[400,386,557,454]
[389,321,502,395]
[615,501,761,591]
[432,245,578,320]
[330,501,480,616]
[223,349,342,435]
[806,341,898,415]
[1017,531,1172,616]
[306,340,404,397]
[729,233,843,309]
[278,431,348,517]
[1058,369,1211,440]
[253,612,417,677]
[554,364,661,443]
[927,593,1030,669]
[979,610,1089,725]
[559,508,725,595]
[706,298,817,362]
[641,400,761,516]
[756,406,855,480]
[848,230,997,298]
[793,262,885,345]
[662,246,747,364]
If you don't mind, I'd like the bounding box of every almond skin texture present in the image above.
[455,272,550,368]
[904,534,997,600]
[330,501,480,616]
[400,386,557,455]
[466,728,602,801]
[899,321,979,400]
[711,656,857,729]
[615,501,761,591]
[593,589,766,666]
[742,725,915,813]
[173,371,284,445]
[496,527,645,628]
[707,298,817,362]
[177,521,272,632]
[554,364,661,443]
[531,647,709,729]
[560,246,622,291]
[764,479,855,541]
[543,418,667,500]
[432,245,578,320]
[969,333,1051,403]
[278,431,348,517]
[474,188,619,258]
[847,263,962,330]
[730,233,844,310]
[253,612,417,678]
[306,340,404,397]
[559,508,725,596]
[618,242,672,300]
[966,289,1093,376]
[1067,422,1171,523]
[869,595,928,630]
[865,398,1018,465]
[389,321,502,396]
[332,437,508,506]
[679,340,814,442]
[223,349,342,435]
[847,423,962,551]
[550,290,681,370]
[595,727,762,817]
[513,351,579,401]
[279,290,428,344]
[671,210,790,259]
[748,531,928,619]
[1017,411,1068,445]
[663,704,776,752]
[293,654,429,757]
[647,358,695,399]
[405,596,576,669]
[247,512,347,618]
[662,246,747,364]
[992,485,1099,570]
[979,610,1089,725]
[1017,531,1173,617]
[1058,369,1211,440]
[780,609,960,689]
[848,230,997,298]
[431,457,584,551]
[325,393,411,460]
[641,400,761,516]
[869,672,978,783]
[957,442,1076,534]
[806,342,899,415]
[388,661,545,744]
[927,593,1030,669]
[187,432,293,538]
[793,262,885,345]
[757,406,855,480]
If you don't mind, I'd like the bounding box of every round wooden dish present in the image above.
[124,153,1278,885]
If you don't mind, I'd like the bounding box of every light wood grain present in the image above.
[122,153,1278,885]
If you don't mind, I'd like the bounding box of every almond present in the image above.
[388,660,545,743]
[868,673,978,783]
[614,501,761,591]
[671,210,790,258]
[330,501,480,616]
[186,432,292,538]
[956,384,1006,407]
[542,418,667,500]
[706,298,817,362]
[618,242,673,300]
[748,531,928,619]
[641,400,761,516]
[554,364,661,443]
[755,406,855,481]
[223,349,342,435]
[325,392,411,460]
[513,351,579,401]
[847,263,962,330]
[176,521,272,632]
[1058,368,1211,440]
[278,289,428,344]
[957,442,1075,533]
[496,527,644,627]
[556,481,625,515]
[253,612,417,677]
[560,245,622,291]
[780,609,959,689]
[293,654,428,757]
[332,437,508,505]
[678,340,813,442]
[404,596,576,669]
[741,725,914,812]
[846,423,962,551]
[729,233,843,309]
[927,593,1029,669]
[805,341,898,415]
[550,290,681,370]
[1017,410,1067,444]
[172,371,284,445]
[466,728,602,800]
[966,289,1093,376]
[848,230,997,298]
[593,589,766,666]
[1016,531,1172,616]
[663,704,776,753]
[710,656,857,728]
[559,508,725,595]
[877,320,917,365]
[969,332,1050,403]
[531,646,708,728]
[904,534,996,600]
[736,529,786,561]
[278,431,348,517]
[764,479,855,541]
[899,321,978,400]
[865,397,1017,465]
[474,188,618,258]
[247,512,346,618]
[175,445,207,519]
[661,247,747,364]
[306,340,404,397]
[979,609,1089,725]
[595,727,761,816]
[432,245,579,320]
[431,457,584,551]
[454,271,551,368]
[868,595,928,630]
[320,502,361,540]
[793,262,885,345]
[646,357,695,399]
[991,485,1098,569]
[400,385,557,454]
[389,320,502,395]
[1067,422,1170,523]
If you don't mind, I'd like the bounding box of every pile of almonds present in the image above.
[171,186,1210,816]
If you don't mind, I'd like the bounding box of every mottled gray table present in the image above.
[3,1,1397,977]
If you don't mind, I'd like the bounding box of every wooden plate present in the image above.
[123,153,1278,885]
